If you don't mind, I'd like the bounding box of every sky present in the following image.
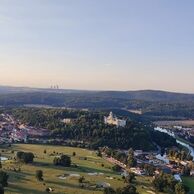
[0,0,194,93]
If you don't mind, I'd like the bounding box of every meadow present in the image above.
[0,144,156,194]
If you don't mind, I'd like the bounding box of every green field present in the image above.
[0,144,156,194]
[182,176,194,194]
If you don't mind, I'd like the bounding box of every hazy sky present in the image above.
[0,0,194,92]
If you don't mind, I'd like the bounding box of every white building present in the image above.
[190,170,194,176]
[104,112,126,127]
[174,174,182,182]
[62,118,72,124]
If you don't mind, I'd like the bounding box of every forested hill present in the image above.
[1,86,194,119]
[6,108,177,151]
[1,86,194,101]
[96,90,194,102]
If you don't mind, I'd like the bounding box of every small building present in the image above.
[62,118,73,124]
[130,167,146,175]
[161,167,171,174]
[180,161,188,166]
[10,129,27,142]
[134,150,143,156]
[121,170,129,178]
[190,170,194,176]
[104,112,126,127]
[174,174,182,182]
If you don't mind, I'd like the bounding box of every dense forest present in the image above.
[0,88,194,119]
[5,108,178,151]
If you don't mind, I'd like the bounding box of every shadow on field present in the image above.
[8,171,32,183]
[46,179,99,192]
[6,183,46,194]
[32,161,117,176]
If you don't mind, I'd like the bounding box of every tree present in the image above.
[0,184,4,194]
[144,164,155,176]
[175,183,189,194]
[78,176,85,184]
[0,171,8,187]
[16,151,23,160]
[181,166,191,176]
[53,155,71,167]
[104,187,116,194]
[152,173,177,193]
[125,173,136,184]
[97,150,102,157]
[16,152,34,164]
[112,165,122,172]
[36,170,43,181]
[127,149,137,168]
[0,154,2,169]
[116,185,139,194]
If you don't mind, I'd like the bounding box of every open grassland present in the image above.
[154,120,194,127]
[0,144,156,194]
[182,177,194,194]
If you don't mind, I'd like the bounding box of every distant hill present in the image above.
[1,85,194,101]
[1,86,194,119]
[95,90,194,102]
[0,85,88,94]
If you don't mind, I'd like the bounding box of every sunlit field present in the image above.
[0,144,156,194]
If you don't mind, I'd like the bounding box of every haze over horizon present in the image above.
[0,0,194,93]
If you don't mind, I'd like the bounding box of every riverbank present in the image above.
[175,136,194,148]
[154,127,194,159]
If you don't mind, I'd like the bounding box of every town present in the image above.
[1,111,194,193]
[0,113,50,144]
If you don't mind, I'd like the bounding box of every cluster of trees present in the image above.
[151,131,178,149]
[0,171,8,187]
[2,90,194,119]
[124,173,136,184]
[101,147,137,168]
[104,185,138,194]
[153,173,189,194]
[127,149,137,168]
[112,165,122,172]
[0,185,4,194]
[168,149,193,161]
[0,170,9,194]
[181,166,193,176]
[35,170,43,181]
[53,155,71,167]
[8,108,182,151]
[140,163,156,176]
[102,147,127,163]
[10,108,157,151]
[16,151,34,164]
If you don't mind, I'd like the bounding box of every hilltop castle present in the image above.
[104,112,126,127]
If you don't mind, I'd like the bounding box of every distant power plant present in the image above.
[50,85,59,89]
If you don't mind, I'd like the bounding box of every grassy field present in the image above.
[154,120,194,127]
[0,144,156,194]
[182,176,194,194]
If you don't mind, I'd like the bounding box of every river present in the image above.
[154,127,194,159]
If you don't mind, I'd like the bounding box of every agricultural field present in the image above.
[154,120,194,127]
[0,144,156,194]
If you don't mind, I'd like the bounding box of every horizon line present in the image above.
[0,84,194,95]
